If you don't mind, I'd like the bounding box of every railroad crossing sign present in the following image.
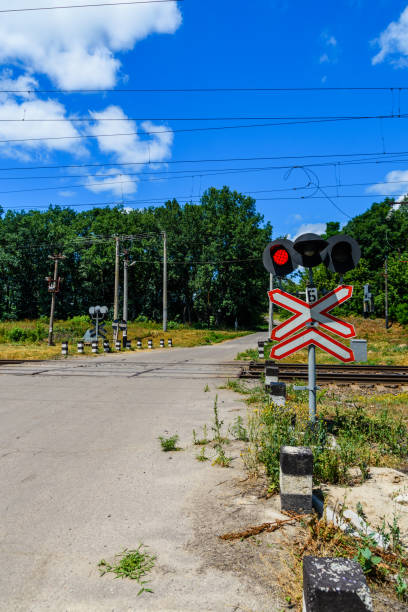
[268,285,356,362]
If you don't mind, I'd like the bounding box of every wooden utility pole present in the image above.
[163,231,168,332]
[113,236,120,340]
[47,253,65,346]
[123,249,129,347]
[385,256,389,329]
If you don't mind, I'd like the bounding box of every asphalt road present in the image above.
[0,332,272,611]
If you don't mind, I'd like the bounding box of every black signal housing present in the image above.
[293,233,329,268]
[262,239,301,277]
[321,234,361,274]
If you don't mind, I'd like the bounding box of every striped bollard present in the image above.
[267,381,286,407]
[148,339,153,349]
[103,340,110,353]
[61,341,68,356]
[91,341,98,354]
[137,339,142,349]
[115,340,121,351]
[258,340,264,360]
[303,556,373,611]
[265,363,278,386]
[126,340,132,350]
[77,341,84,354]
[280,446,313,514]
[168,338,173,347]
[160,338,165,348]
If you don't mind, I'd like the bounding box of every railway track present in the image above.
[239,361,408,386]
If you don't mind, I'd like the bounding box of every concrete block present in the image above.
[266,381,286,406]
[280,446,313,514]
[350,339,367,362]
[265,365,279,385]
[303,556,373,611]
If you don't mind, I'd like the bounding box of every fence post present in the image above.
[280,446,313,514]
[302,556,373,611]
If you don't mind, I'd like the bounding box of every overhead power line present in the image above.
[0,148,407,173]
[0,1,182,14]
[0,85,406,94]
[0,114,406,145]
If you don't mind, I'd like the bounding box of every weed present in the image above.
[354,546,382,575]
[196,446,209,462]
[204,384,210,392]
[98,545,156,595]
[229,415,249,441]
[193,424,209,445]
[396,567,408,601]
[158,434,181,452]
[212,444,232,467]
[211,395,232,467]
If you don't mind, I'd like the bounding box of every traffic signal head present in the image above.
[293,233,329,268]
[321,234,361,274]
[262,239,301,277]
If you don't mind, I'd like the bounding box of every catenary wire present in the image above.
[0,1,182,14]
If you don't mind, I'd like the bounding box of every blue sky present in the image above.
[1,0,408,238]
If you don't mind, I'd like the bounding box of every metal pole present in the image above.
[95,312,99,343]
[47,256,59,346]
[163,231,168,332]
[123,252,128,348]
[113,236,120,341]
[307,268,317,425]
[268,273,274,337]
[385,256,389,330]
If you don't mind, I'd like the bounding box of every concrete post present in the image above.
[91,341,98,354]
[103,340,110,353]
[126,340,131,350]
[148,339,153,349]
[258,340,264,360]
[265,364,279,386]
[115,340,121,351]
[137,339,142,349]
[61,341,68,356]
[303,556,373,611]
[280,446,313,514]
[77,341,84,354]
[160,338,165,348]
[267,381,286,406]
[168,338,173,347]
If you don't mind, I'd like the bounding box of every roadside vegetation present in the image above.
[221,377,408,607]
[0,317,251,360]
[98,545,156,596]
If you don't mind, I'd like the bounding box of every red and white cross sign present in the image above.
[268,285,356,362]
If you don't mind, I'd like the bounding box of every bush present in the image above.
[7,326,29,342]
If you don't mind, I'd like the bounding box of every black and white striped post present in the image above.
[148,339,153,349]
[115,340,121,351]
[137,339,142,349]
[126,340,132,350]
[160,338,165,348]
[302,556,373,611]
[258,340,265,360]
[61,341,68,356]
[168,338,173,347]
[266,381,286,406]
[103,340,110,353]
[280,446,313,514]
[77,341,84,354]
[91,340,98,354]
[265,363,278,386]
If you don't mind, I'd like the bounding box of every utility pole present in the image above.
[385,255,389,329]
[268,273,274,337]
[123,249,129,348]
[47,253,66,346]
[113,236,120,341]
[163,231,168,332]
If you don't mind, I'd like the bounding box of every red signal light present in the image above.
[272,248,289,265]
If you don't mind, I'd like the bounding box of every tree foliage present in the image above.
[0,187,272,326]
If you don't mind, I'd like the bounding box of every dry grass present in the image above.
[0,319,252,360]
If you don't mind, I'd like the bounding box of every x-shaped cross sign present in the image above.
[269,285,356,341]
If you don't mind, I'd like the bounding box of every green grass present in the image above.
[98,545,156,595]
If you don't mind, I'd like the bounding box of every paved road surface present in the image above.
[0,332,275,611]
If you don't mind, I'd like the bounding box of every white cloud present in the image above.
[319,53,329,63]
[326,35,337,47]
[85,169,138,197]
[0,1,182,88]
[289,223,327,241]
[0,71,85,160]
[321,75,327,83]
[372,6,408,66]
[88,106,173,164]
[367,170,408,206]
